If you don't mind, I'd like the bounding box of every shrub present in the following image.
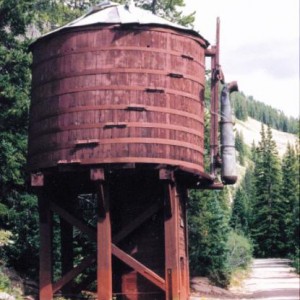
[226,230,253,271]
[291,248,300,274]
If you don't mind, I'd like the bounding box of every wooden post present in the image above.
[92,169,112,300]
[38,187,53,300]
[60,188,75,296]
[160,167,181,300]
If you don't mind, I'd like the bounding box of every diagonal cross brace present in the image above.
[52,255,95,293]
[50,201,164,291]
[112,244,165,291]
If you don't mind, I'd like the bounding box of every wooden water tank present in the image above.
[28,5,208,175]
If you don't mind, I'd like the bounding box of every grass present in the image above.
[229,266,252,290]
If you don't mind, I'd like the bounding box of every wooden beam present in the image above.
[38,189,53,300]
[50,202,96,242]
[97,181,112,300]
[59,190,75,295]
[53,255,95,294]
[113,201,161,244]
[112,244,165,291]
[159,168,174,182]
[164,183,180,299]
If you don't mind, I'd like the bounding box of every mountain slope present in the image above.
[235,117,298,157]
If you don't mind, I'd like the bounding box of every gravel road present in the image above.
[190,258,300,300]
[234,258,300,300]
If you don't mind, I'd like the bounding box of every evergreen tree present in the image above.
[188,189,231,287]
[0,0,40,276]
[230,165,255,237]
[281,143,300,256]
[235,130,246,166]
[230,187,249,234]
[112,0,195,26]
[251,125,284,257]
[231,92,248,121]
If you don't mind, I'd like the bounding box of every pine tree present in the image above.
[110,0,195,26]
[230,164,255,237]
[188,189,231,287]
[230,187,249,234]
[235,130,246,166]
[251,125,283,257]
[281,143,300,256]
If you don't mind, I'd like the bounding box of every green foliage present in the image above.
[6,194,39,276]
[0,0,39,279]
[112,0,195,26]
[33,0,88,31]
[232,92,299,134]
[281,143,300,258]
[0,0,34,37]
[188,189,231,287]
[230,187,249,234]
[230,166,255,237]
[231,92,248,121]
[226,231,252,271]
[0,267,23,299]
[0,269,10,291]
[250,125,285,257]
[291,248,300,274]
[235,130,247,165]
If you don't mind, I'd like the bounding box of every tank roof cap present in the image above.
[32,1,208,46]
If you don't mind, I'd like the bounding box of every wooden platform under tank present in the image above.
[35,168,191,299]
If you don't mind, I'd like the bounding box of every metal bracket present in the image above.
[126,104,147,112]
[168,73,183,79]
[31,172,44,187]
[181,54,194,61]
[145,88,165,93]
[90,168,105,182]
[104,122,127,129]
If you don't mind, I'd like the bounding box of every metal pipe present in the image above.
[208,17,224,179]
[220,81,238,184]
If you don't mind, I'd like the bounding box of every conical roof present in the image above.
[33,1,208,45]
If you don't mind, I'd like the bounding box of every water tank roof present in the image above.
[34,1,208,46]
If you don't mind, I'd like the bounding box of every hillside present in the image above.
[235,117,298,157]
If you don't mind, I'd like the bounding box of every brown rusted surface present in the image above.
[208,18,221,178]
[164,182,190,299]
[97,181,112,300]
[28,26,206,175]
[38,188,53,300]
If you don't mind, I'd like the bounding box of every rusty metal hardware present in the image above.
[104,122,127,129]
[125,104,147,111]
[145,88,165,93]
[168,73,184,79]
[75,139,100,146]
[90,168,105,181]
[181,54,194,61]
[31,172,44,187]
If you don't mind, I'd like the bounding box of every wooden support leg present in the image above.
[60,190,74,295]
[94,169,112,300]
[164,183,180,300]
[38,188,53,300]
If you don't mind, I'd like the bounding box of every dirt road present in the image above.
[190,258,300,300]
[234,258,300,300]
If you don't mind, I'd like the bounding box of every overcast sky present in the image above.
[183,0,299,118]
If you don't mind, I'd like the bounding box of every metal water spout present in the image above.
[220,81,238,184]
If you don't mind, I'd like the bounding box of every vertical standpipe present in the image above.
[220,82,238,184]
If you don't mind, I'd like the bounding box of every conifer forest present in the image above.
[0,0,299,298]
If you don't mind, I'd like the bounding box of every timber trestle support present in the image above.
[33,168,190,299]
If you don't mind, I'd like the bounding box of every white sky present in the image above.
[183,0,299,118]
